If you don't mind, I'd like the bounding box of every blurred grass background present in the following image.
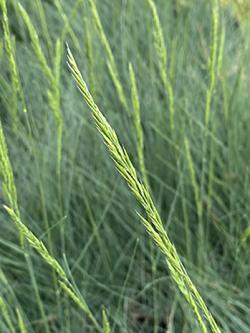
[0,0,250,332]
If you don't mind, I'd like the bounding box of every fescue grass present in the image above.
[0,0,250,332]
[67,42,222,333]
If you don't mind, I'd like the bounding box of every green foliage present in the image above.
[67,44,221,333]
[0,296,15,333]
[0,0,250,332]
[18,3,63,177]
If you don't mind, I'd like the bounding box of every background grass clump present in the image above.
[0,0,250,332]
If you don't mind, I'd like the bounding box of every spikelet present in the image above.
[89,0,129,114]
[4,205,67,280]
[67,45,222,333]
[0,0,20,125]
[4,205,101,331]
[147,0,167,71]
[0,121,19,217]
[147,0,175,132]
[102,308,111,333]
[18,3,53,84]
[0,118,49,332]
